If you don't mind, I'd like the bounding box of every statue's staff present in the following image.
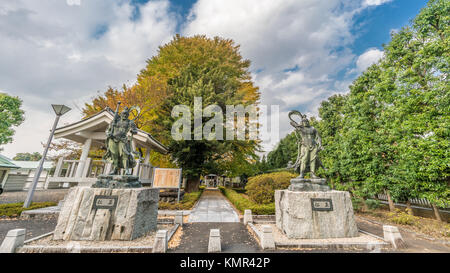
[109,101,122,138]
[128,106,143,163]
[103,101,121,162]
[112,101,122,124]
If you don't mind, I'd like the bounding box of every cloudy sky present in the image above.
[0,0,428,158]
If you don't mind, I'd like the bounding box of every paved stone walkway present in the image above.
[188,189,239,223]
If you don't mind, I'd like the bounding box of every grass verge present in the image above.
[219,186,275,215]
[0,202,58,218]
[158,186,205,210]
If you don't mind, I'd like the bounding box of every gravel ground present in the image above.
[0,189,68,204]
[0,215,58,241]
[26,224,173,247]
[356,216,450,253]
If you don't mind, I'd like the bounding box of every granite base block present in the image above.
[53,187,159,241]
[275,190,358,239]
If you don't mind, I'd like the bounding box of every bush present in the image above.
[158,188,204,210]
[0,202,57,218]
[219,186,275,215]
[232,188,246,194]
[245,171,296,204]
[365,199,381,210]
[388,209,416,225]
[246,177,275,204]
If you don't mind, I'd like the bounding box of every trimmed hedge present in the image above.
[158,186,205,210]
[245,171,296,204]
[232,188,247,194]
[0,202,57,218]
[219,186,275,215]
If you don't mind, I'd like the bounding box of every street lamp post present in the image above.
[23,104,71,208]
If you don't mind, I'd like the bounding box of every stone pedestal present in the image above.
[275,189,358,239]
[92,175,142,188]
[53,187,159,241]
[289,178,330,192]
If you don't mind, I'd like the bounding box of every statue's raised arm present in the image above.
[288,110,306,129]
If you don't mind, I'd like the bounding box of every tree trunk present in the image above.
[185,176,200,193]
[406,200,414,215]
[361,197,369,212]
[431,203,443,222]
[386,190,395,212]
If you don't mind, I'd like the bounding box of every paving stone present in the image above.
[188,190,239,223]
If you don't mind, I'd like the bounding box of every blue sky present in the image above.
[351,0,427,54]
[0,0,429,157]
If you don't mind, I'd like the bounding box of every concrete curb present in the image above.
[174,211,183,225]
[208,229,221,253]
[18,245,154,253]
[247,221,389,251]
[261,225,276,249]
[152,230,168,253]
[244,210,253,225]
[274,241,388,250]
[24,231,54,244]
[19,208,193,219]
[383,225,407,249]
[0,229,26,253]
[167,224,180,242]
[17,225,180,253]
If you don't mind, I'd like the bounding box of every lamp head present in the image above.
[51,104,71,116]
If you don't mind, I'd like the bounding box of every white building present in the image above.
[5,161,54,191]
[0,154,20,192]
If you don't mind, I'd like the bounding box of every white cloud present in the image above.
[363,0,392,7]
[356,48,384,73]
[0,0,177,157]
[0,0,394,157]
[182,0,376,151]
[67,0,81,6]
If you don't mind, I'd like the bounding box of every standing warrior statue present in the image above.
[289,110,323,179]
[104,102,139,175]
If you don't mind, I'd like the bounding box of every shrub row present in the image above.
[219,186,275,215]
[245,171,296,204]
[158,186,205,210]
[0,202,57,218]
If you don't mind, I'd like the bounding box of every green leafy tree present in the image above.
[13,152,42,161]
[0,93,24,150]
[139,35,261,192]
[315,94,347,188]
[380,0,449,211]
[314,0,449,218]
[267,132,297,169]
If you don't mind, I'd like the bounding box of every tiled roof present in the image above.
[0,154,20,169]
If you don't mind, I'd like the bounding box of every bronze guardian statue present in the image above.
[288,110,323,179]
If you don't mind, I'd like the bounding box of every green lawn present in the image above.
[0,202,57,218]
[219,186,275,215]
[158,186,205,210]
